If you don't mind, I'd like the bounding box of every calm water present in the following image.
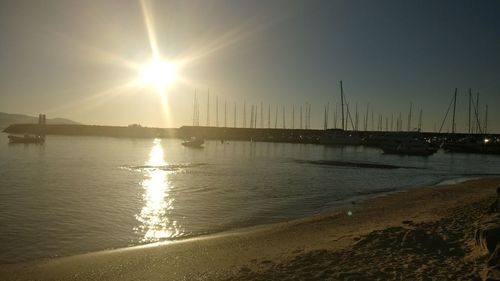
[1,132,499,263]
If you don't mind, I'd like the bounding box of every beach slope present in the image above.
[1,178,499,281]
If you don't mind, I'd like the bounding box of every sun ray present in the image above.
[173,8,288,68]
[140,0,160,60]
[44,28,142,71]
[46,79,144,116]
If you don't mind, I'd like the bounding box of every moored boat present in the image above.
[381,139,437,156]
[181,137,204,148]
[8,134,45,144]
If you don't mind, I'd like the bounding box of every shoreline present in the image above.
[1,177,499,280]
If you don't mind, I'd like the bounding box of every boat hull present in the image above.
[381,141,438,156]
[8,135,45,144]
[181,139,204,148]
[382,147,436,156]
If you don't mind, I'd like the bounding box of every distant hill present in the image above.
[0,112,81,129]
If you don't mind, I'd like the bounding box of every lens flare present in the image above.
[139,60,177,92]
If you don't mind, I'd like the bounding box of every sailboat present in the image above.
[8,134,45,144]
[182,137,204,148]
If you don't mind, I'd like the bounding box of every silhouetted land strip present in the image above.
[3,124,499,144]
[3,124,179,138]
[3,124,327,141]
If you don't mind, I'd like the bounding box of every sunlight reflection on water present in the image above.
[135,139,182,242]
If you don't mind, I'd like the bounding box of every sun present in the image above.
[139,60,178,92]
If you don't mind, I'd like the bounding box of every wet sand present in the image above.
[1,178,499,281]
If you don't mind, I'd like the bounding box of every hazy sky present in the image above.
[1,0,499,132]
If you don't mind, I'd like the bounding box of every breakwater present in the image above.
[3,124,499,144]
[3,124,178,139]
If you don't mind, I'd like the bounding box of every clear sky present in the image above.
[1,0,499,132]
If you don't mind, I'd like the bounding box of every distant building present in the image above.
[38,114,47,125]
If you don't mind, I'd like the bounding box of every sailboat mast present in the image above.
[260,102,263,128]
[418,109,423,132]
[300,106,303,129]
[207,89,210,126]
[451,88,457,134]
[468,88,472,134]
[398,112,401,131]
[345,99,354,130]
[484,105,488,134]
[407,102,412,131]
[254,104,257,128]
[255,104,258,128]
[305,104,308,129]
[323,106,327,130]
[249,105,253,128]
[333,103,337,129]
[254,105,257,128]
[476,92,480,133]
[309,104,311,129]
[268,104,271,128]
[371,109,375,131]
[340,80,345,130]
[309,103,312,129]
[274,105,278,129]
[305,103,308,129]
[282,106,285,129]
[355,103,358,131]
[216,95,219,127]
[326,102,329,129]
[243,100,246,128]
[364,103,369,131]
[193,90,197,126]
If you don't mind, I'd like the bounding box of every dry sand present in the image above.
[1,178,499,281]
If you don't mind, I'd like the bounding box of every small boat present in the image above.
[8,134,45,144]
[381,139,437,156]
[182,137,204,148]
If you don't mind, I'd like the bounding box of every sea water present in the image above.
[1,132,499,263]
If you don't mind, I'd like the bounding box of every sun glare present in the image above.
[139,60,177,92]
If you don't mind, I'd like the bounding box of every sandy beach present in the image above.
[1,177,499,281]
